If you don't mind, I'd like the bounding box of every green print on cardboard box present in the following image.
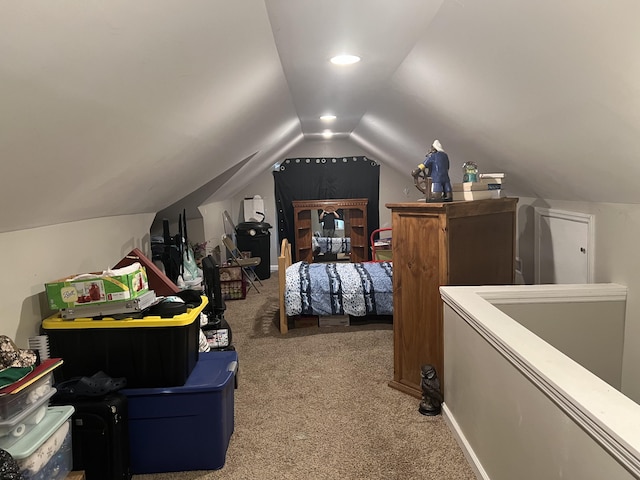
[45,264,149,310]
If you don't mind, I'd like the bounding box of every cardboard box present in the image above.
[219,266,242,281]
[221,280,246,300]
[45,265,149,310]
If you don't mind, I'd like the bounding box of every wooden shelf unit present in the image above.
[292,198,369,263]
[386,198,518,398]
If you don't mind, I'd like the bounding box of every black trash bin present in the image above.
[236,219,272,280]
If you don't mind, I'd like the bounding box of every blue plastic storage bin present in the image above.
[122,350,238,474]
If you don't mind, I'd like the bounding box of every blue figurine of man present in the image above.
[423,139,452,202]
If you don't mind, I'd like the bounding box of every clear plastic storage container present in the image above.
[0,372,54,421]
[0,387,56,450]
[6,405,74,480]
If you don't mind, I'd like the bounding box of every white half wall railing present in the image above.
[440,283,638,480]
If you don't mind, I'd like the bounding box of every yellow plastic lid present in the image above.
[42,296,208,329]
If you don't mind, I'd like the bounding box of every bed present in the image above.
[278,238,393,333]
[312,235,351,255]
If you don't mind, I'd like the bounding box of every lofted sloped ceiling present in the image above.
[0,1,301,233]
[1,1,640,234]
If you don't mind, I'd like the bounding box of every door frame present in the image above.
[534,207,595,284]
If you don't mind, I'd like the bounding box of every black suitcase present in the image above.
[52,393,132,480]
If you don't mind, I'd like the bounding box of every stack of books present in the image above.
[452,173,504,201]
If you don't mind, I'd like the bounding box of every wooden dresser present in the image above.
[386,198,518,398]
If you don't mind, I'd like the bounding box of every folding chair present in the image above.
[222,234,263,293]
[370,228,392,262]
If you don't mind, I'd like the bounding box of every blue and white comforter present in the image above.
[285,261,393,317]
[312,236,351,254]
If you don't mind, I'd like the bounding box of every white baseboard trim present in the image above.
[442,403,489,480]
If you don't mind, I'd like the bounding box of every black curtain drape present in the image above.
[273,156,380,257]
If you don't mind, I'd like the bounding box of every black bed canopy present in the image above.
[273,156,380,256]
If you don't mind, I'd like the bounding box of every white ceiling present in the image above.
[266,0,443,139]
[1,0,640,233]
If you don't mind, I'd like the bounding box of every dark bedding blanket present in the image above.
[285,261,393,317]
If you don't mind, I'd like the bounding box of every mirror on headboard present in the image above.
[292,198,368,263]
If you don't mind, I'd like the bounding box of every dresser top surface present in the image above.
[386,197,517,214]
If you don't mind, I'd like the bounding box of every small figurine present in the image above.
[412,140,452,202]
[424,140,452,201]
[418,364,443,416]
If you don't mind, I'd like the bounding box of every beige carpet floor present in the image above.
[133,274,476,480]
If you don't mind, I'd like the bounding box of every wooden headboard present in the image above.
[292,198,368,263]
[278,238,292,334]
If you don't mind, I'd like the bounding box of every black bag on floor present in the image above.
[52,393,131,480]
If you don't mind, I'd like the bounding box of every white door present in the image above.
[534,208,594,284]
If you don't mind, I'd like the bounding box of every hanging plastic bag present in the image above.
[182,244,200,282]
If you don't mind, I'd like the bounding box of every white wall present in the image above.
[495,301,625,390]
[199,200,234,260]
[379,160,423,227]
[515,197,640,403]
[0,213,155,347]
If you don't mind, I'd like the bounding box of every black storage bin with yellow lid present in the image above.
[42,296,207,389]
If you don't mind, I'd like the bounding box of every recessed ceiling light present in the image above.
[322,130,333,139]
[320,115,336,121]
[330,54,361,65]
